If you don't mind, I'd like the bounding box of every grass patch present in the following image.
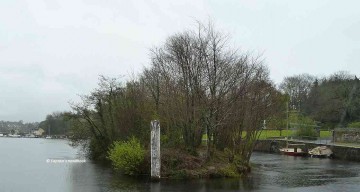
[320,130,332,138]
[258,130,332,139]
[257,130,294,139]
[202,130,332,141]
[202,130,295,141]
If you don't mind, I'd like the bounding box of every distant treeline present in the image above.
[0,120,38,134]
[38,112,71,135]
[0,114,71,136]
[279,71,360,129]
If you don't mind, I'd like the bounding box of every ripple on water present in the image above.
[250,152,360,190]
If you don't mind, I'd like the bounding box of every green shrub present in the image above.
[348,122,360,128]
[294,115,318,138]
[107,137,145,175]
[296,127,317,138]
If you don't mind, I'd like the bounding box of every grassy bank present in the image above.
[257,130,332,140]
[203,130,333,141]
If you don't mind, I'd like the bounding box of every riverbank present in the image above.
[147,147,251,179]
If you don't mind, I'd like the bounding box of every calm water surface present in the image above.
[0,138,359,192]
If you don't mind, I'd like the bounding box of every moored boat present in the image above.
[308,146,333,158]
[280,144,307,156]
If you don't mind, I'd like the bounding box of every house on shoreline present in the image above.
[33,128,45,137]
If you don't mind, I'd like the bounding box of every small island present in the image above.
[64,22,279,179]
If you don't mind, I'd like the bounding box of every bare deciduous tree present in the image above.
[143,22,280,162]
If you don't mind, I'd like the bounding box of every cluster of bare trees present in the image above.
[141,23,281,161]
[68,23,282,164]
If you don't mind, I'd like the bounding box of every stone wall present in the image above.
[253,139,360,162]
[334,128,360,143]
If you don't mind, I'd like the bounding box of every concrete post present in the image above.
[151,120,160,180]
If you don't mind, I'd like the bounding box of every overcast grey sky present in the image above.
[1,0,359,122]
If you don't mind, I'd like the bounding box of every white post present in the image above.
[151,120,160,180]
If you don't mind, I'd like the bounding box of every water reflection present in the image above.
[98,175,262,192]
[1,139,360,192]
